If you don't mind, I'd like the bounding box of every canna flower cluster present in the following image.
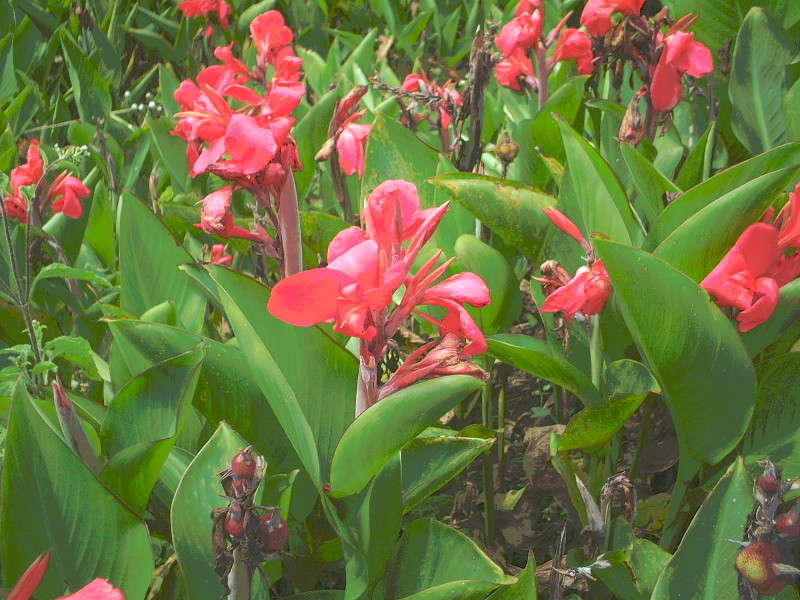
[536,208,612,321]
[702,183,800,333]
[172,10,304,247]
[3,141,90,222]
[268,180,490,413]
[177,0,232,37]
[552,28,595,75]
[580,0,645,37]
[649,26,714,112]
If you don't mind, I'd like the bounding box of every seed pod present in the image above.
[736,541,782,592]
[224,505,246,537]
[760,474,780,495]
[259,512,289,551]
[231,448,257,479]
[776,512,800,537]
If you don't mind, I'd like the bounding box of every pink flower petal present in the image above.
[268,268,353,326]
[60,579,125,600]
[224,114,278,175]
[328,226,368,263]
[424,272,491,307]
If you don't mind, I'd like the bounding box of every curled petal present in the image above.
[49,175,90,219]
[268,268,353,327]
[553,29,594,74]
[192,137,227,176]
[650,61,683,112]
[336,122,371,178]
[328,226,368,263]
[580,0,616,37]
[540,262,611,320]
[737,277,780,333]
[424,272,491,308]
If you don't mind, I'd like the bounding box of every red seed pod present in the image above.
[259,512,289,551]
[736,541,782,590]
[231,448,257,479]
[776,512,800,537]
[760,474,780,495]
[224,505,246,537]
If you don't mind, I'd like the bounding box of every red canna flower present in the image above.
[536,207,612,319]
[400,71,462,131]
[552,28,595,75]
[177,0,232,30]
[8,552,125,600]
[250,11,294,69]
[194,186,271,243]
[209,244,233,265]
[650,30,713,112]
[336,117,371,178]
[580,0,646,37]
[10,140,43,193]
[47,173,90,219]
[495,48,536,91]
[496,10,543,56]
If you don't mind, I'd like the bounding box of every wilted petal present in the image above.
[199,185,234,230]
[268,268,352,326]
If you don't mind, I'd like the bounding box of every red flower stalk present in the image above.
[8,552,125,600]
[580,0,646,37]
[702,183,800,332]
[650,30,713,112]
[3,141,90,221]
[552,29,595,75]
[536,208,612,320]
[268,180,490,414]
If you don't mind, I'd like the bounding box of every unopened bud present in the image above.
[495,138,520,163]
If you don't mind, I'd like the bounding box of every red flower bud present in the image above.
[224,505,246,537]
[259,512,289,551]
[760,474,780,495]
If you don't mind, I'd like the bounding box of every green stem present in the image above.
[701,121,717,182]
[330,148,353,223]
[589,315,602,389]
[628,398,653,482]
[660,450,701,551]
[496,380,506,490]
[227,547,252,600]
[480,358,496,544]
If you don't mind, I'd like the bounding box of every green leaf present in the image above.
[487,552,538,600]
[294,90,338,201]
[620,142,681,228]
[595,240,755,465]
[556,394,647,452]
[556,116,639,245]
[118,193,206,332]
[487,334,602,405]
[645,142,800,250]
[651,459,751,599]
[106,319,300,477]
[1,382,152,600]
[430,173,557,264]
[31,263,112,294]
[659,0,751,51]
[148,116,190,194]
[653,168,797,282]
[743,354,800,473]
[451,234,521,335]
[600,359,660,399]
[675,123,717,190]
[60,31,111,123]
[730,8,796,155]
[171,422,254,600]
[200,266,345,487]
[301,211,349,257]
[380,518,513,599]
[401,435,493,512]
[45,335,101,380]
[329,376,484,497]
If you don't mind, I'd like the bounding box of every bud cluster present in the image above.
[734,460,800,597]
[211,447,289,595]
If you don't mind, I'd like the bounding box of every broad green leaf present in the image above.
[301,211,349,257]
[118,193,205,332]
[487,552,537,600]
[60,31,111,123]
[31,263,112,294]
[202,265,346,487]
[106,319,300,475]
[600,359,660,399]
[451,234,521,335]
[659,0,751,51]
[171,423,256,600]
[99,346,204,513]
[148,116,189,194]
[380,518,513,599]
[743,354,800,473]
[651,459,751,599]
[730,8,796,155]
[430,173,557,265]
[653,168,797,282]
[743,279,800,357]
[511,76,587,188]
[487,334,601,405]
[620,143,681,228]
[329,376,484,497]
[557,393,647,452]
[556,116,639,245]
[595,240,755,465]
[675,122,717,191]
[644,142,800,250]
[401,435,493,512]
[295,90,339,201]
[1,383,152,600]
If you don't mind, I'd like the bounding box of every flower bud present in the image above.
[495,138,520,164]
[231,447,257,479]
[224,504,246,537]
[259,512,289,551]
